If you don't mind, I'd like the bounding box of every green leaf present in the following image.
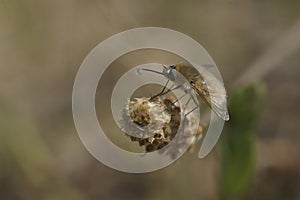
[219,84,267,200]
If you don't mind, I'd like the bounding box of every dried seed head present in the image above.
[120,96,202,158]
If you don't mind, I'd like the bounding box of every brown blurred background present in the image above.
[1,0,300,200]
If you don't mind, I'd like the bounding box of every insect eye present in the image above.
[170,65,176,69]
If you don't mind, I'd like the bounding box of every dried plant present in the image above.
[120,96,203,158]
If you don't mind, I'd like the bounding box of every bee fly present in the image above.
[137,62,229,121]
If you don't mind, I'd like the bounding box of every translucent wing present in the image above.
[176,62,229,121]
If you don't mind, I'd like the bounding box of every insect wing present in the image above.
[189,63,229,121]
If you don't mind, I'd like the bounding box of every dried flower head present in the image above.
[120,95,203,158]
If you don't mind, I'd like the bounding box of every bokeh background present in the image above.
[1,1,300,200]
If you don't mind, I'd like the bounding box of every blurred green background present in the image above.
[1,0,300,200]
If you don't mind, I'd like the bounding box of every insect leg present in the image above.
[151,83,183,99]
[160,84,182,96]
[184,95,199,117]
[151,79,170,100]
[171,93,187,105]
